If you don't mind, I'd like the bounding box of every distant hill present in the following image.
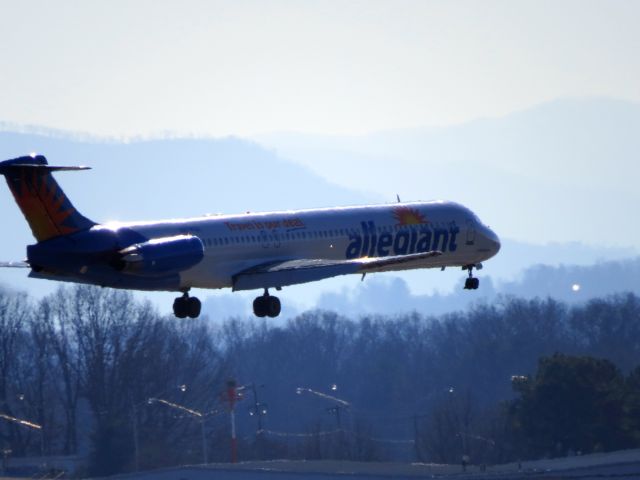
[305,256,640,318]
[202,254,640,320]
[254,97,640,248]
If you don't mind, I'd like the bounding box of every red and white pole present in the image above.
[227,380,238,463]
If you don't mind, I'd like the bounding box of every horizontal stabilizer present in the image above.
[232,250,442,291]
[0,164,91,172]
[0,155,91,174]
[0,261,30,268]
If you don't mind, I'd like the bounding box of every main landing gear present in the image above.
[463,265,480,290]
[253,290,281,318]
[173,291,202,318]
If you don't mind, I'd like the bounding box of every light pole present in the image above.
[147,397,218,464]
[0,412,42,473]
[412,386,456,463]
[296,386,351,431]
[296,385,350,458]
[16,393,45,457]
[295,386,350,408]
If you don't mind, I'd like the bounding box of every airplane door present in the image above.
[465,219,476,245]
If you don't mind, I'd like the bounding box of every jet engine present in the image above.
[115,235,204,276]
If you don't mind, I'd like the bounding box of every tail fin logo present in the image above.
[1,155,95,242]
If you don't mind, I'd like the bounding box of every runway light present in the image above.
[572,284,581,292]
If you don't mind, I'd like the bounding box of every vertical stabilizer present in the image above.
[0,154,95,242]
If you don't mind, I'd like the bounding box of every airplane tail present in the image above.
[0,154,95,242]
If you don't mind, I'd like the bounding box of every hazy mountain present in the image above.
[254,97,640,248]
[0,108,636,316]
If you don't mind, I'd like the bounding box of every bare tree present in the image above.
[0,289,31,454]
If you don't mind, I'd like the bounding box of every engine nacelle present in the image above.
[116,235,204,277]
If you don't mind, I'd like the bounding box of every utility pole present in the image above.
[327,405,347,459]
[248,384,267,459]
[128,393,140,472]
[131,400,140,471]
[326,405,343,429]
[200,420,208,464]
[249,384,267,433]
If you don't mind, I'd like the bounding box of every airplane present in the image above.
[0,154,501,318]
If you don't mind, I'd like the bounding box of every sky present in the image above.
[1,1,639,316]
[1,0,639,137]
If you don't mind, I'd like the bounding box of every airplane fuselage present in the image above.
[29,201,499,293]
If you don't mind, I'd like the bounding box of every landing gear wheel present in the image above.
[188,297,201,318]
[463,266,480,290]
[173,292,202,318]
[173,296,188,318]
[253,296,268,318]
[464,277,480,290]
[266,296,281,318]
[253,291,282,318]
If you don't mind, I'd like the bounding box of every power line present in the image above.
[257,428,414,445]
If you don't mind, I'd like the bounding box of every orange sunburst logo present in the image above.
[393,207,428,226]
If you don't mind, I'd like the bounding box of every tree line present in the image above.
[1,286,640,475]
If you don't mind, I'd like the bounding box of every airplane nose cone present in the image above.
[489,229,501,255]
[480,225,501,257]
[493,236,501,255]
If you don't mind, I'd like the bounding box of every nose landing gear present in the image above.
[463,265,480,290]
[173,291,202,318]
[253,290,281,318]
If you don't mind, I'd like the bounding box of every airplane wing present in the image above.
[232,251,442,291]
[0,261,30,268]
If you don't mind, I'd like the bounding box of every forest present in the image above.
[1,285,639,476]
